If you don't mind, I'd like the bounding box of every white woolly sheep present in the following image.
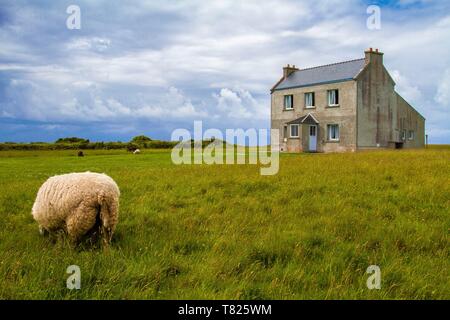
[31,172,120,246]
[133,149,141,154]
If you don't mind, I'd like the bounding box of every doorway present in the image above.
[309,125,317,152]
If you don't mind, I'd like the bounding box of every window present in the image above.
[305,92,315,108]
[309,125,316,136]
[327,89,339,106]
[402,129,406,140]
[284,95,293,110]
[408,130,414,140]
[327,124,339,141]
[290,124,299,137]
[283,125,288,139]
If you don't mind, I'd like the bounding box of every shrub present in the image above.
[130,135,152,145]
[55,137,90,144]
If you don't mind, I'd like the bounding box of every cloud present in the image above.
[397,0,432,6]
[214,88,252,119]
[66,37,111,52]
[212,87,269,123]
[434,69,450,107]
[1,76,207,122]
[0,0,449,142]
[391,70,423,104]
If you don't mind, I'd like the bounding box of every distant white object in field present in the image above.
[31,172,120,246]
[133,149,141,154]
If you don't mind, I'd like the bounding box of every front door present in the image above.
[309,125,317,152]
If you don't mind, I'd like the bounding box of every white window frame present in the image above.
[290,124,299,138]
[284,95,293,110]
[402,129,406,141]
[327,124,340,141]
[327,89,339,107]
[408,130,414,140]
[305,92,315,109]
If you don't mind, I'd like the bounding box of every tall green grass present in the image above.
[0,147,448,299]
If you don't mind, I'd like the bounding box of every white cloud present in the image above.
[213,87,268,121]
[214,88,252,119]
[391,70,423,104]
[1,0,450,142]
[434,69,450,107]
[398,0,431,5]
[66,37,111,52]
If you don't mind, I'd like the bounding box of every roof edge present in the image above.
[395,92,426,120]
[298,58,365,72]
[353,63,369,80]
[272,78,355,92]
[270,76,285,93]
[302,113,319,124]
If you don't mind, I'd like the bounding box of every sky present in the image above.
[0,0,449,143]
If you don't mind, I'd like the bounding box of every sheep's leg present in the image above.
[66,204,98,245]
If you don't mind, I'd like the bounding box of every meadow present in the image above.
[0,147,448,299]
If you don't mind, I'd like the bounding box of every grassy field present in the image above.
[0,147,449,299]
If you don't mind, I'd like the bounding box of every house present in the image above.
[270,48,425,153]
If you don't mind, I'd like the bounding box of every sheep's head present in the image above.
[38,225,48,236]
[101,226,114,246]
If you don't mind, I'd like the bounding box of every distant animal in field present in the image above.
[133,149,141,154]
[77,151,84,157]
[31,172,120,246]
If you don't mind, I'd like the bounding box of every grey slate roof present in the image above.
[274,58,366,91]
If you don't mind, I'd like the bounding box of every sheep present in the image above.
[31,172,120,246]
[133,148,141,154]
[77,151,84,157]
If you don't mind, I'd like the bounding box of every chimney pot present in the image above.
[283,64,298,79]
[364,48,383,65]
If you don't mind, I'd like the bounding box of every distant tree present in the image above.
[55,137,89,144]
[130,135,152,144]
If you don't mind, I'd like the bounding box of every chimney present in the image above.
[283,64,299,79]
[365,47,383,65]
